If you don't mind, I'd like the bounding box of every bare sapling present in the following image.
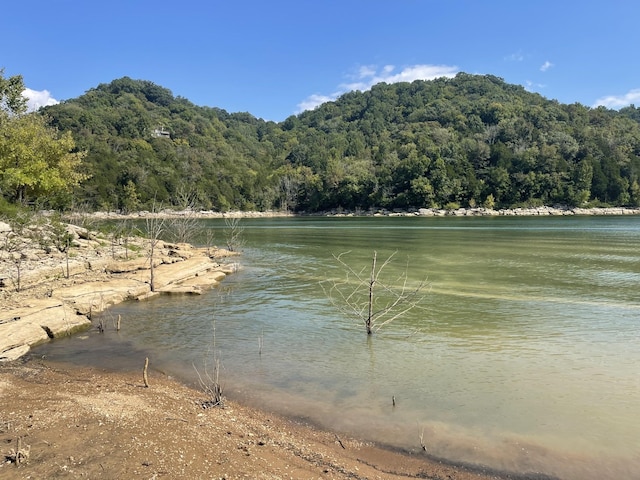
[194,319,224,408]
[169,213,202,245]
[50,215,74,279]
[109,219,132,259]
[68,201,96,231]
[223,216,245,252]
[322,250,428,335]
[8,436,30,466]
[4,234,25,292]
[169,186,203,244]
[205,228,216,257]
[1,211,33,291]
[110,225,120,259]
[97,316,105,333]
[145,202,166,292]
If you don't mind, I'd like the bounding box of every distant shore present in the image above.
[73,204,640,220]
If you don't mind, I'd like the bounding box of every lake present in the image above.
[36,215,640,480]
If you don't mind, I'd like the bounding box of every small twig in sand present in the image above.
[165,417,188,423]
[335,434,346,449]
[143,357,150,388]
[8,436,30,466]
[418,423,427,451]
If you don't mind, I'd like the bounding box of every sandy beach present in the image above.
[0,357,526,480]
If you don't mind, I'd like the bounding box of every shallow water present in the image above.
[36,215,640,480]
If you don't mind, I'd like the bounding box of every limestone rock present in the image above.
[0,300,90,361]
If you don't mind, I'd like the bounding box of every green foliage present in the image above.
[13,73,639,213]
[49,213,73,254]
[0,196,25,217]
[281,74,640,210]
[0,113,87,205]
[0,69,87,208]
[42,77,279,212]
[0,69,27,118]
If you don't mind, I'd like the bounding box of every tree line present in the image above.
[2,70,640,213]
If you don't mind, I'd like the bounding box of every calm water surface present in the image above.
[37,215,640,480]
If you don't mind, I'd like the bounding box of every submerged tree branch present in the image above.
[321,250,429,334]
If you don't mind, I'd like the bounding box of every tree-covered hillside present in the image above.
[43,77,283,212]
[285,73,640,211]
[39,74,640,212]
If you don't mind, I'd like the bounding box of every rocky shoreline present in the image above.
[3,204,638,361]
[78,204,640,220]
[0,220,238,362]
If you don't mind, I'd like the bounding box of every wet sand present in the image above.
[0,357,538,480]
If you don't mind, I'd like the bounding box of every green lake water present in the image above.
[37,215,640,480]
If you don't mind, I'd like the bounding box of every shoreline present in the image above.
[68,204,640,220]
[0,219,552,480]
[1,212,634,478]
[0,220,238,362]
[0,357,552,480]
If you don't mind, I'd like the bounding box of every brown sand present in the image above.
[0,358,515,480]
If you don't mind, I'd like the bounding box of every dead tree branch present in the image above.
[322,250,429,335]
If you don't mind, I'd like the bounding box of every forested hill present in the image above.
[42,73,640,212]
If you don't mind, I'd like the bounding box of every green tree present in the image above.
[0,114,87,205]
[33,73,640,212]
[0,69,27,118]
[572,158,593,206]
[120,180,140,213]
[630,179,640,206]
[483,193,496,209]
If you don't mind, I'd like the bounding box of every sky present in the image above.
[3,0,640,121]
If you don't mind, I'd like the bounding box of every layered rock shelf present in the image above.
[0,222,237,362]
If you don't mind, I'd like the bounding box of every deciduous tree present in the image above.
[0,112,87,205]
[0,69,27,118]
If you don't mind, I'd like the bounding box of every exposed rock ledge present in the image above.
[0,223,237,362]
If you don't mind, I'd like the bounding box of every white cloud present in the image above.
[22,88,58,112]
[296,64,459,113]
[593,89,640,109]
[540,61,554,72]
[357,65,377,78]
[525,80,546,91]
[296,93,341,113]
[505,52,524,62]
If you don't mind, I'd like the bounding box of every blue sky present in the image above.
[3,0,639,121]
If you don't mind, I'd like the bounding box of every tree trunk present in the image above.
[149,242,155,291]
[366,252,377,335]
